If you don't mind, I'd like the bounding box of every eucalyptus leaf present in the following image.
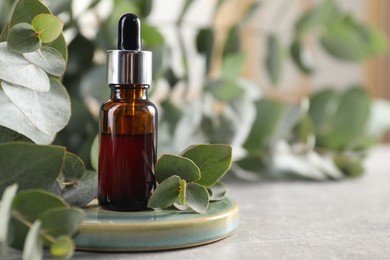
[221,52,246,80]
[290,39,315,74]
[62,152,86,182]
[0,23,9,42]
[196,28,213,72]
[0,126,33,143]
[0,184,18,255]
[2,79,71,135]
[22,220,42,260]
[7,23,41,53]
[155,154,201,183]
[66,34,94,75]
[45,34,67,61]
[243,99,284,156]
[173,201,190,211]
[90,135,99,171]
[179,179,186,205]
[265,34,283,86]
[38,207,84,240]
[50,235,74,259]
[10,0,50,27]
[0,143,65,195]
[206,79,244,102]
[334,155,364,177]
[0,42,50,92]
[11,190,67,249]
[160,100,183,133]
[62,170,98,207]
[32,14,63,43]
[0,92,55,144]
[185,183,209,214]
[223,25,240,57]
[148,175,181,209]
[23,46,66,76]
[208,182,227,201]
[135,0,153,17]
[142,23,164,48]
[181,144,232,187]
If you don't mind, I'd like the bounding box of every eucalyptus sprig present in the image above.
[0,184,84,259]
[148,144,232,213]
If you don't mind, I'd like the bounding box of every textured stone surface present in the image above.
[8,146,390,259]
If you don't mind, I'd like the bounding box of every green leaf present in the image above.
[181,144,232,187]
[22,220,42,260]
[325,87,371,149]
[32,14,63,43]
[135,0,153,17]
[243,99,284,155]
[205,79,244,102]
[155,155,201,183]
[223,25,240,57]
[0,184,18,255]
[10,0,51,27]
[62,170,98,207]
[66,34,94,75]
[160,100,183,133]
[142,23,164,48]
[0,42,50,92]
[23,46,66,76]
[1,79,71,135]
[185,183,209,213]
[50,235,74,259]
[196,28,214,72]
[0,24,9,42]
[148,175,181,209]
[221,52,246,80]
[334,155,364,177]
[11,190,67,249]
[90,135,99,171]
[290,39,315,74]
[61,152,86,182]
[0,143,65,195]
[7,23,41,53]
[179,179,186,205]
[295,0,337,34]
[208,182,227,201]
[0,126,33,143]
[292,113,314,145]
[265,34,283,86]
[308,88,338,135]
[45,33,67,62]
[38,207,84,240]
[0,91,55,144]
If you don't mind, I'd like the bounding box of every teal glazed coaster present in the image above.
[74,197,239,252]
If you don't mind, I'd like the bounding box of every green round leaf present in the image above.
[32,14,63,43]
[62,152,86,182]
[148,175,181,209]
[185,183,209,214]
[90,135,98,172]
[0,42,50,92]
[142,23,164,48]
[23,46,66,76]
[50,235,74,259]
[290,39,315,74]
[10,0,50,27]
[38,207,84,240]
[10,190,67,249]
[155,154,201,183]
[0,126,33,143]
[0,184,18,253]
[2,79,71,135]
[181,144,232,187]
[7,23,41,53]
[208,182,228,202]
[0,143,66,195]
[265,34,283,86]
[45,33,67,62]
[223,25,240,57]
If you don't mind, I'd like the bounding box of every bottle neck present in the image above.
[109,84,149,101]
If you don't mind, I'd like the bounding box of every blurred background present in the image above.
[1,0,389,180]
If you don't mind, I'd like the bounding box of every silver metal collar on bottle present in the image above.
[107,50,152,85]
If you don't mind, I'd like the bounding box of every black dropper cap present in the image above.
[117,13,141,50]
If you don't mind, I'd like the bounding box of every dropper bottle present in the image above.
[98,13,157,211]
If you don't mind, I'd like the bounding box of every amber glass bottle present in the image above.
[98,14,157,211]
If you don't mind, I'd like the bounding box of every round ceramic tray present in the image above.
[74,197,239,252]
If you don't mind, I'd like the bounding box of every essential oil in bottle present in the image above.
[98,13,157,211]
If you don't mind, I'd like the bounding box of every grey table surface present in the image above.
[6,146,390,260]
